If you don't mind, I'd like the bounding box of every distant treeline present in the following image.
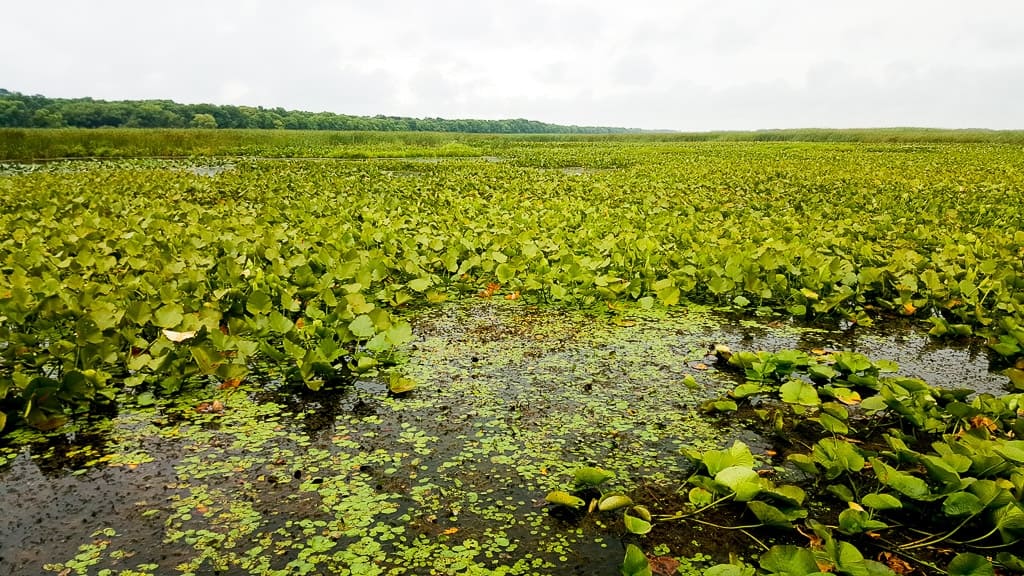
[0,89,639,134]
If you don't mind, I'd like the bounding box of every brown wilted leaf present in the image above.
[970,415,998,433]
[219,377,242,390]
[796,525,823,548]
[834,390,862,405]
[879,552,914,575]
[648,556,681,576]
[196,401,225,414]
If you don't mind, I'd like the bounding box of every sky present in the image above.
[3,1,1023,131]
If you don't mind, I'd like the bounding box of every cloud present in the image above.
[2,0,1023,129]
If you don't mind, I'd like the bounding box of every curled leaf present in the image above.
[598,494,633,511]
[162,329,197,343]
[574,466,615,486]
[545,490,585,508]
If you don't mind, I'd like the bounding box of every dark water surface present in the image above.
[0,302,1012,576]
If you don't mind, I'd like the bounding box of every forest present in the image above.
[0,89,638,134]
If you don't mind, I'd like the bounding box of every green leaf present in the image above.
[828,484,855,503]
[574,466,615,486]
[688,487,714,507]
[267,311,294,333]
[809,364,840,381]
[135,391,156,407]
[921,454,962,490]
[703,441,755,476]
[545,491,585,508]
[870,458,931,500]
[994,552,1024,572]
[838,508,888,534]
[190,344,222,375]
[495,263,515,283]
[948,553,995,576]
[943,492,985,517]
[818,413,849,435]
[623,512,652,535]
[763,484,807,507]
[598,494,633,511]
[246,290,273,315]
[834,352,873,374]
[407,277,433,292]
[829,539,869,576]
[387,374,417,394]
[968,480,1013,509]
[348,314,377,339]
[780,380,820,406]
[747,501,800,529]
[787,453,818,476]
[703,399,738,413]
[656,284,680,306]
[821,402,849,420]
[715,466,759,492]
[621,544,652,576]
[814,439,865,478]
[758,545,819,575]
[1004,368,1024,391]
[386,322,414,345]
[995,441,1024,464]
[153,304,184,328]
[861,493,902,511]
[732,383,767,398]
[993,503,1024,542]
[859,395,887,412]
[0,410,7,432]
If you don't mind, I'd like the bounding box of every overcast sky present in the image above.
[3,1,1023,130]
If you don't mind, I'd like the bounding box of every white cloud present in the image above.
[2,0,1023,129]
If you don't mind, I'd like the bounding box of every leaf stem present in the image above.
[656,493,735,521]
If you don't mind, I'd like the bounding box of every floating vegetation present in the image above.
[2,140,1024,574]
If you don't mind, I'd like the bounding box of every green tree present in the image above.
[31,108,65,128]
[0,99,29,126]
[190,113,218,129]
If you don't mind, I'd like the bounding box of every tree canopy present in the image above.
[0,89,638,134]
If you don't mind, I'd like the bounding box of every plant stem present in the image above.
[655,493,734,521]
[739,528,770,551]
[689,518,763,530]
[899,511,980,550]
[957,538,1021,550]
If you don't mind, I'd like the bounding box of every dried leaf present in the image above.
[879,552,915,575]
[649,555,681,576]
[970,415,998,433]
[162,329,197,343]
